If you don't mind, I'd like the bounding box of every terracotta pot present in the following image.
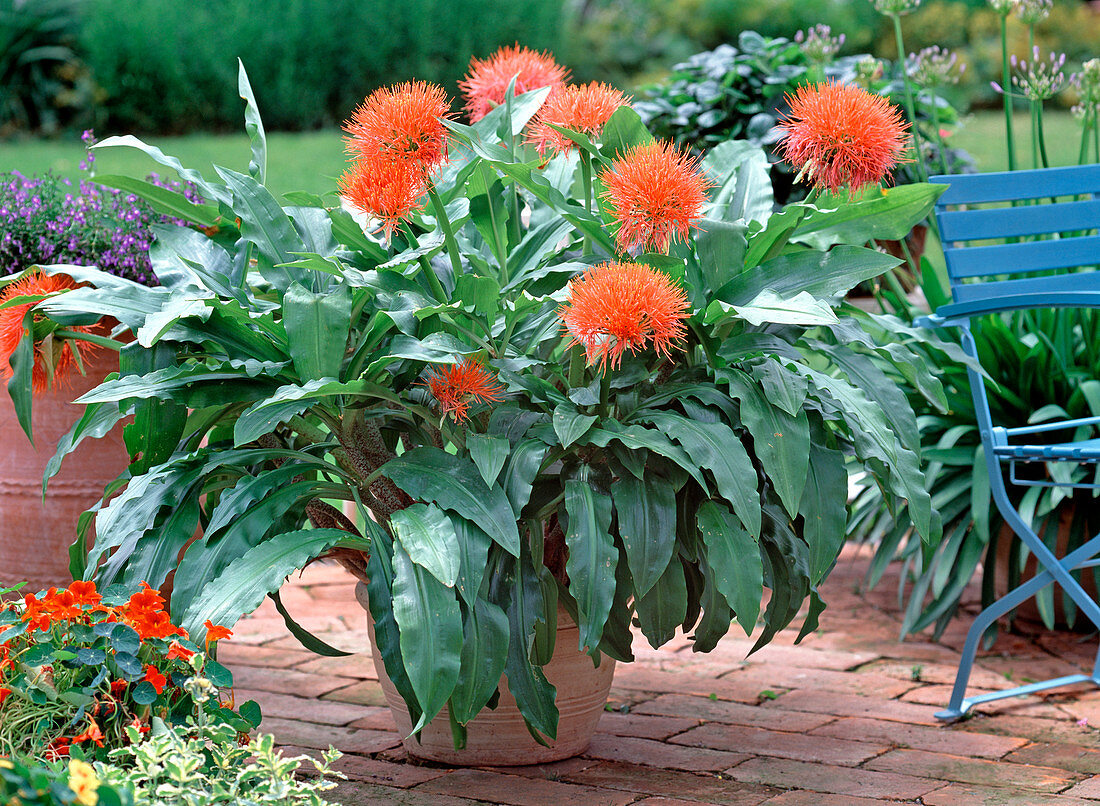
[355,581,615,766]
[0,350,130,594]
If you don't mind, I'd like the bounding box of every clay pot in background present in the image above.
[356,582,615,766]
[0,350,130,593]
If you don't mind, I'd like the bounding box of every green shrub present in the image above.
[78,0,565,133]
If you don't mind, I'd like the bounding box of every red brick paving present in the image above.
[226,545,1100,804]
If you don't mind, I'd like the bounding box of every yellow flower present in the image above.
[67,759,100,806]
[0,756,12,769]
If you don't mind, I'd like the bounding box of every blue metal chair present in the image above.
[921,164,1100,721]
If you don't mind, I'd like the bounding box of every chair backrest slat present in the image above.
[943,234,1100,279]
[931,164,1100,204]
[952,270,1100,305]
[939,198,1100,242]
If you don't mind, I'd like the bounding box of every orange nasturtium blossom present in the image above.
[0,270,97,395]
[527,82,632,156]
[166,641,195,661]
[343,81,452,172]
[425,358,505,422]
[338,157,427,240]
[0,687,10,706]
[459,43,569,122]
[143,664,167,695]
[66,580,102,608]
[70,719,104,747]
[559,261,690,371]
[204,620,233,651]
[776,81,909,194]
[599,140,711,254]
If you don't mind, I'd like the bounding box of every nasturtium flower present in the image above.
[143,664,167,695]
[343,81,452,172]
[777,82,909,194]
[339,157,427,239]
[0,687,10,706]
[527,82,631,156]
[204,620,233,645]
[460,44,569,122]
[67,758,100,806]
[599,140,710,254]
[559,261,690,371]
[70,719,104,747]
[425,358,505,422]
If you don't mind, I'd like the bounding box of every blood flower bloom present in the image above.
[0,271,98,394]
[559,261,690,371]
[339,158,427,240]
[343,81,452,172]
[599,141,710,253]
[460,44,569,122]
[527,82,631,155]
[777,82,909,194]
[425,358,505,422]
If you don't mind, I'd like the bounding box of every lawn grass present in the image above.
[0,130,348,201]
[0,110,1088,202]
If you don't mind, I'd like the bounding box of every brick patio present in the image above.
[225,545,1100,805]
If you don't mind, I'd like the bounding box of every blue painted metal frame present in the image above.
[922,166,1100,721]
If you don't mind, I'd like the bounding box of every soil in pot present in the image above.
[0,350,130,594]
[355,581,615,766]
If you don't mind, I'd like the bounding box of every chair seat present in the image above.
[993,437,1100,462]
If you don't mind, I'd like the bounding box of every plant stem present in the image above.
[416,255,448,302]
[1000,16,1017,172]
[1030,100,1041,169]
[1035,102,1050,169]
[53,329,123,350]
[580,151,594,256]
[1078,114,1093,165]
[568,346,585,389]
[929,99,951,177]
[893,14,928,184]
[427,186,463,284]
[599,370,610,418]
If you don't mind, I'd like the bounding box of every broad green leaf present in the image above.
[583,421,706,490]
[611,474,676,598]
[694,218,749,300]
[633,557,687,648]
[713,289,838,327]
[92,135,230,205]
[391,542,462,731]
[751,504,811,653]
[799,438,849,586]
[697,501,762,636]
[791,184,944,250]
[693,568,734,652]
[552,404,598,448]
[501,439,550,518]
[453,518,494,606]
[639,413,761,538]
[391,503,460,588]
[180,527,360,637]
[271,589,352,656]
[234,378,374,446]
[701,140,773,225]
[7,310,34,442]
[121,341,186,476]
[283,282,352,381]
[365,332,477,376]
[598,106,654,160]
[45,400,127,492]
[382,447,521,556]
[450,596,509,725]
[467,433,510,487]
[94,175,218,228]
[215,166,301,289]
[563,478,617,656]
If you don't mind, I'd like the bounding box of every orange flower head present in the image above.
[425,358,505,422]
[166,641,195,661]
[67,580,101,608]
[460,44,569,122]
[777,81,909,193]
[0,687,10,706]
[599,141,711,254]
[41,588,81,622]
[339,157,427,240]
[143,664,167,695]
[558,261,690,371]
[527,82,632,156]
[204,620,233,648]
[0,271,97,395]
[70,719,104,747]
[343,81,452,172]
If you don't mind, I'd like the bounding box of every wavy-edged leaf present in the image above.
[800,437,849,586]
[391,503,460,588]
[92,135,230,206]
[283,282,351,381]
[237,59,267,184]
[94,174,218,228]
[234,378,374,446]
[633,557,687,648]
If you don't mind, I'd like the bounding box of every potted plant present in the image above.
[0,164,196,593]
[28,57,949,764]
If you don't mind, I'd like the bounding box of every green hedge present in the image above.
[79,0,565,133]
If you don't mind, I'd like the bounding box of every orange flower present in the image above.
[0,687,10,706]
[70,719,104,747]
[558,261,690,371]
[110,679,128,696]
[777,81,909,193]
[339,157,427,240]
[0,271,98,395]
[129,716,150,736]
[166,641,194,661]
[343,81,452,172]
[45,736,72,759]
[460,44,569,122]
[599,141,711,254]
[527,82,632,156]
[41,589,81,622]
[425,358,505,422]
[66,580,101,608]
[143,664,167,695]
[21,592,54,633]
[204,620,233,648]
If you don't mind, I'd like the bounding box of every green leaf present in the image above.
[598,106,654,160]
[239,699,262,728]
[131,681,157,706]
[179,527,361,638]
[633,557,687,648]
[701,140,773,226]
[610,474,676,598]
[453,518,494,606]
[391,503,460,588]
[46,400,127,493]
[467,433,510,487]
[799,439,849,586]
[552,404,598,448]
[94,175,218,228]
[450,596,509,725]
[501,439,550,518]
[791,184,944,250]
[215,166,301,289]
[692,568,733,652]
[697,501,762,636]
[563,478,617,656]
[92,135,230,205]
[283,282,351,381]
[271,589,352,656]
[638,413,761,538]
[712,289,839,327]
[237,59,267,184]
[7,309,34,443]
[121,341,186,476]
[391,542,462,732]
[234,378,374,446]
[694,219,748,299]
[382,447,521,556]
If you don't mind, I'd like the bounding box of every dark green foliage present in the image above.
[77,0,565,134]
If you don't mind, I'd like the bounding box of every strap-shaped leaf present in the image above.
[611,473,676,598]
[467,433,510,487]
[450,596,509,725]
[800,437,849,587]
[692,567,734,652]
[237,59,267,184]
[382,447,520,556]
[563,477,617,656]
[453,518,493,606]
[234,378,374,446]
[391,503,460,588]
[270,589,351,657]
[92,135,231,206]
[45,399,127,493]
[215,166,301,289]
[752,503,811,654]
[391,541,462,732]
[500,438,549,518]
[552,404,598,448]
[697,500,762,636]
[94,175,218,228]
[283,282,351,381]
[633,557,687,648]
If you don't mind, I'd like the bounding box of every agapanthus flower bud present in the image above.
[907,46,966,89]
[795,24,845,64]
[1010,47,1069,102]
